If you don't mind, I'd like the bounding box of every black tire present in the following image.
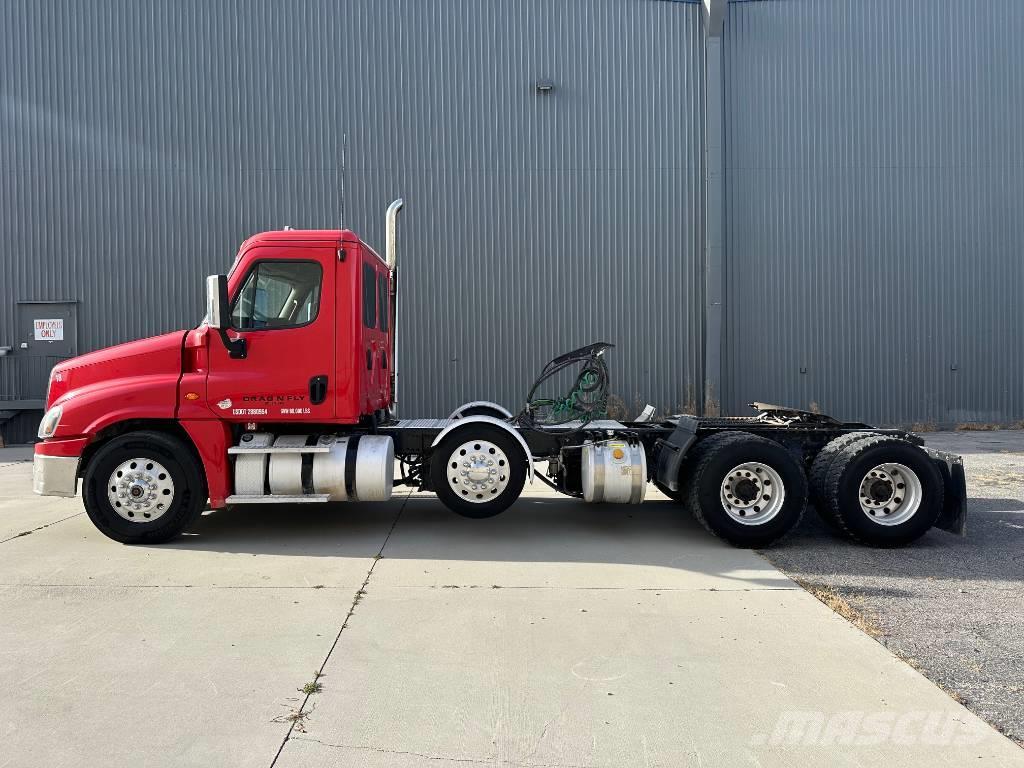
[822,435,942,547]
[683,431,808,548]
[429,425,527,519]
[83,430,207,544]
[808,431,879,522]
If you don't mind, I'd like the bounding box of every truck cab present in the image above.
[185,229,393,426]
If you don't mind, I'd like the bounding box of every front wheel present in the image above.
[429,425,527,519]
[683,431,808,548]
[83,430,207,544]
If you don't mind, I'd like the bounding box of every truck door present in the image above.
[205,247,335,422]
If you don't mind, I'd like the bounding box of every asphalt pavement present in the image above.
[763,430,1024,745]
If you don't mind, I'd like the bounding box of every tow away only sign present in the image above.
[34,319,64,341]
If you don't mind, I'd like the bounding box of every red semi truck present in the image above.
[32,200,967,548]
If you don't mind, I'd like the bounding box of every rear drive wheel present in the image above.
[683,431,807,548]
[83,431,206,544]
[808,432,878,522]
[821,436,942,547]
[430,425,527,519]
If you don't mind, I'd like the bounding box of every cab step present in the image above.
[224,494,331,504]
[227,445,330,455]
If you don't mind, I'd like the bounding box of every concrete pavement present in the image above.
[0,457,1021,767]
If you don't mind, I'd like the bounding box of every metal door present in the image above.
[11,301,78,402]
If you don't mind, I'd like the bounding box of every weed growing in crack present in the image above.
[300,670,325,696]
[273,702,316,733]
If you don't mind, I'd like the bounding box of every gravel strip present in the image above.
[761,430,1024,744]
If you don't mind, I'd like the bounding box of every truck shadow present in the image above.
[762,497,1024,585]
[166,495,794,590]
[160,493,1024,589]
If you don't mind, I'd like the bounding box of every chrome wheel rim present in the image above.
[107,458,174,523]
[858,462,921,526]
[447,440,510,503]
[719,462,786,526]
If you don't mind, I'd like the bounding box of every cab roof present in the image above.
[240,228,356,249]
[238,228,386,264]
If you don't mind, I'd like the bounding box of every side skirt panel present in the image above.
[180,419,233,509]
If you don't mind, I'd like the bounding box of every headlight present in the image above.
[38,405,62,440]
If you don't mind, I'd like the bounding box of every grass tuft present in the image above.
[795,579,881,638]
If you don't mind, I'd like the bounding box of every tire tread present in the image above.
[683,431,806,548]
[822,435,942,547]
[808,432,879,525]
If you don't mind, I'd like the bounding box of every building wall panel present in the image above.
[0,0,705,431]
[722,0,1024,426]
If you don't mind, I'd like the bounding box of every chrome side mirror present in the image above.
[206,275,229,330]
[205,274,246,359]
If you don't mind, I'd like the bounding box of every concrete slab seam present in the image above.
[268,490,410,767]
[0,512,84,545]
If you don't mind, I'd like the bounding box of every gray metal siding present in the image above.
[722,0,1024,426]
[0,0,706,426]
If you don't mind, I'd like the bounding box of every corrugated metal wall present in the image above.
[722,0,1024,426]
[0,0,706,436]
[6,0,1019,439]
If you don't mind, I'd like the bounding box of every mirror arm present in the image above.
[215,329,247,360]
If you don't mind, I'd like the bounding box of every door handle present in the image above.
[309,375,328,405]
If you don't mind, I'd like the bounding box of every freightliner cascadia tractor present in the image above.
[32,201,967,548]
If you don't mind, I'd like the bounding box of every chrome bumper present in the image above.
[32,454,80,498]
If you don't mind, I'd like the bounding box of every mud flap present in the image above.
[652,416,698,492]
[927,448,967,536]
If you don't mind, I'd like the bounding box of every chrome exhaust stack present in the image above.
[385,198,403,270]
[385,199,404,416]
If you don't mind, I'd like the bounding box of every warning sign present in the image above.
[34,319,64,341]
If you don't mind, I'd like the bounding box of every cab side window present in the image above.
[362,263,377,328]
[378,274,389,332]
[230,261,322,330]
